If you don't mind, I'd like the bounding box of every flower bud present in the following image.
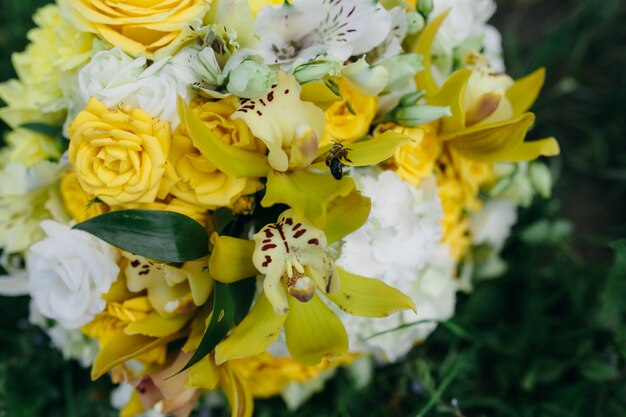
[293,60,339,84]
[406,11,425,34]
[529,161,552,198]
[394,104,451,127]
[226,60,277,98]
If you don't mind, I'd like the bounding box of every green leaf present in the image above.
[178,282,234,373]
[19,122,62,138]
[230,277,257,324]
[74,210,209,262]
[579,356,619,382]
[213,207,235,235]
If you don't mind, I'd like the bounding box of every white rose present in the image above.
[28,220,120,329]
[72,47,200,129]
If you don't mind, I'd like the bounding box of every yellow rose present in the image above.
[60,171,108,222]
[0,4,94,128]
[58,0,211,57]
[381,121,441,186]
[68,97,171,207]
[321,78,377,146]
[163,98,264,210]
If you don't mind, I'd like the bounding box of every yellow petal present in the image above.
[326,267,416,317]
[186,354,220,390]
[442,113,536,163]
[429,68,472,132]
[209,234,258,283]
[124,312,193,338]
[219,365,254,417]
[182,260,214,306]
[215,293,286,364]
[415,10,450,98]
[91,330,183,380]
[262,169,355,228]
[344,131,410,167]
[177,96,270,178]
[506,67,545,117]
[300,80,342,109]
[323,188,371,244]
[499,136,560,161]
[120,391,146,417]
[284,294,348,365]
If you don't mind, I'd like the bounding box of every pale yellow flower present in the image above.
[58,0,211,58]
[68,97,171,207]
[162,98,264,210]
[0,4,95,127]
[321,78,377,146]
[0,127,61,168]
[247,0,282,16]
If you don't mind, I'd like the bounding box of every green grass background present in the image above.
[0,0,625,416]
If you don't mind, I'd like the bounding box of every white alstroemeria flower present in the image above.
[72,47,200,128]
[366,6,408,65]
[336,169,456,362]
[255,0,392,71]
[341,58,389,96]
[28,221,120,329]
[232,72,325,171]
[430,0,504,84]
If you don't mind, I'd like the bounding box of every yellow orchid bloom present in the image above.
[415,12,560,164]
[210,209,415,366]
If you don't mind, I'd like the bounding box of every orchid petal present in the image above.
[506,67,546,117]
[442,113,539,163]
[219,365,254,417]
[323,188,371,244]
[347,131,411,167]
[429,68,472,132]
[209,234,258,283]
[91,330,184,380]
[125,312,193,337]
[261,169,355,228]
[498,137,560,161]
[178,96,270,178]
[300,80,342,109]
[186,355,220,390]
[215,293,286,364]
[232,72,326,172]
[284,294,348,365]
[415,10,450,98]
[326,267,416,317]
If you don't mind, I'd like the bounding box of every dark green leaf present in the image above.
[178,282,234,373]
[579,356,619,382]
[74,210,209,262]
[213,207,234,235]
[230,277,257,324]
[20,122,63,138]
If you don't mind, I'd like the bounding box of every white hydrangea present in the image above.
[335,169,458,362]
[469,198,518,251]
[28,221,120,329]
[69,46,200,129]
[430,0,504,84]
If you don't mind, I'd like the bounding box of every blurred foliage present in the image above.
[0,0,624,416]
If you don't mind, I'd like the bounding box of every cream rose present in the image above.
[28,221,120,329]
[58,0,211,57]
[68,97,171,206]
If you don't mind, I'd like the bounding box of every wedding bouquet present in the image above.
[0,0,559,415]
